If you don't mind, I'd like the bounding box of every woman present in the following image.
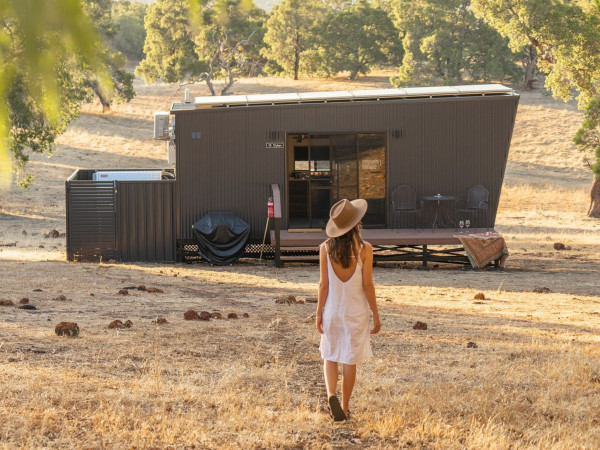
[316,198,381,421]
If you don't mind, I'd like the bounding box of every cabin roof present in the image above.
[170,84,515,111]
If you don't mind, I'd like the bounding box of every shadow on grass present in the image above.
[2,257,599,308]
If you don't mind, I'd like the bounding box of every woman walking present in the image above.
[316,198,381,421]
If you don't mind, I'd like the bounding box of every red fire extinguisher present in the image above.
[261,197,274,261]
[267,197,274,218]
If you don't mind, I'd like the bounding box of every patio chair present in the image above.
[391,185,423,229]
[456,184,489,227]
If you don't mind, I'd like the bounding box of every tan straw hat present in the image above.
[326,199,368,238]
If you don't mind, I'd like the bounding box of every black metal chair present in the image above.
[456,184,489,227]
[391,185,423,230]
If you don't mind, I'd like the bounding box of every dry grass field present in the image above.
[1,73,599,448]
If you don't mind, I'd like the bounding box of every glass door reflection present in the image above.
[358,134,386,227]
[287,133,386,229]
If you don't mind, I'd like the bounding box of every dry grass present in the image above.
[1,72,600,448]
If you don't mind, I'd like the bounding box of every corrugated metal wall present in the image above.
[174,95,519,239]
[66,180,117,260]
[116,181,176,262]
[66,173,176,262]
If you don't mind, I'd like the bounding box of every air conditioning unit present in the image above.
[154,111,171,140]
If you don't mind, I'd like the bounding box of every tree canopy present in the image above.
[83,0,135,112]
[138,0,265,95]
[189,0,267,95]
[318,0,400,80]
[261,0,326,80]
[472,0,600,106]
[136,0,205,83]
[390,0,520,87]
[112,1,148,60]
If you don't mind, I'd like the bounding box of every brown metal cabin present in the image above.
[65,85,519,265]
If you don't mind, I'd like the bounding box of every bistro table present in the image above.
[421,194,456,228]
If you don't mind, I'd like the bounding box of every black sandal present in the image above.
[328,395,346,422]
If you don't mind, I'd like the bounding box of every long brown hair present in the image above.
[327,223,363,268]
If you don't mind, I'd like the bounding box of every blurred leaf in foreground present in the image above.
[0,0,111,190]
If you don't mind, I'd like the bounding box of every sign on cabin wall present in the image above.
[266,142,285,149]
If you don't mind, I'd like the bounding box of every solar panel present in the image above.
[352,88,407,99]
[456,84,512,94]
[171,84,515,111]
[404,86,460,97]
[297,91,354,101]
[246,93,301,103]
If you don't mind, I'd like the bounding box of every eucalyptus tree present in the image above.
[389,0,520,87]
[112,1,148,60]
[136,0,205,83]
[261,0,326,80]
[84,0,135,112]
[314,0,400,80]
[189,0,267,95]
[472,0,600,217]
[138,0,265,95]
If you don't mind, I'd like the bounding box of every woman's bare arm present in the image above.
[361,243,381,334]
[316,243,329,334]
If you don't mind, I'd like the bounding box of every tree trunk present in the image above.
[523,45,538,90]
[294,50,299,81]
[589,178,600,218]
[220,69,236,96]
[202,73,216,96]
[294,34,300,81]
[93,87,111,113]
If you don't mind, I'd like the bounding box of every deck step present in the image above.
[279,246,319,252]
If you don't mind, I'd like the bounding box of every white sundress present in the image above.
[319,243,373,365]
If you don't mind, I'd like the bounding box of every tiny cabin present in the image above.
[66,85,519,264]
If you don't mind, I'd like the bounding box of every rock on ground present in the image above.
[413,321,428,330]
[55,322,80,337]
[184,310,200,320]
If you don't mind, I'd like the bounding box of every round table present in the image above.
[421,195,456,228]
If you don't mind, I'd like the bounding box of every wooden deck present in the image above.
[269,227,500,267]
[271,228,495,247]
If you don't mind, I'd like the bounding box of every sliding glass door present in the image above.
[358,134,386,227]
[288,133,386,229]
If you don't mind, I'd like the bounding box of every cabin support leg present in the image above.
[417,244,430,271]
[176,241,185,262]
[274,217,282,268]
[489,258,503,271]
